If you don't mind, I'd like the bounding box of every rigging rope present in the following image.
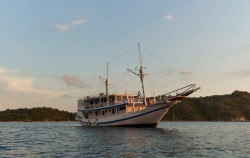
[141,45,191,84]
[128,71,137,93]
[147,76,166,95]
[108,44,137,64]
[110,70,128,94]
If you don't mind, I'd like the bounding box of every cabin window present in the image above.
[120,106,126,110]
[95,111,98,116]
[110,97,115,102]
[90,101,93,105]
[112,109,115,114]
[102,111,105,115]
[85,112,89,119]
[96,100,99,104]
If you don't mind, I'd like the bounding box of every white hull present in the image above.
[76,102,174,128]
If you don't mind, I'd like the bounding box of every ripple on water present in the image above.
[0,122,250,157]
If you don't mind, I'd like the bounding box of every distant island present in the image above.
[0,107,75,122]
[1,90,250,122]
[163,90,250,121]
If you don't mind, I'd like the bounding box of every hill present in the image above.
[2,91,250,122]
[0,107,76,122]
[164,90,250,121]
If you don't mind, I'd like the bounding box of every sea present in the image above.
[0,122,250,158]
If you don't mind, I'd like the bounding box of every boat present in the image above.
[75,44,200,127]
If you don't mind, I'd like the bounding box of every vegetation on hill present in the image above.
[0,107,76,121]
[163,91,250,121]
[1,91,250,122]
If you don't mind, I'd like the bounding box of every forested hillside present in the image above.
[1,91,250,122]
[164,91,250,121]
[0,107,75,121]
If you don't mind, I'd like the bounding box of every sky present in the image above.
[1,0,250,112]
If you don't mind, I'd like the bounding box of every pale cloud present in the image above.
[0,67,8,73]
[165,15,174,20]
[61,94,73,99]
[230,70,250,78]
[153,70,175,76]
[62,74,86,88]
[54,24,71,32]
[54,18,87,32]
[179,71,194,76]
[0,76,34,92]
[154,70,193,76]
[72,19,87,26]
[0,67,78,112]
[0,67,62,98]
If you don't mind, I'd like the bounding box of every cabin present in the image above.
[77,92,157,120]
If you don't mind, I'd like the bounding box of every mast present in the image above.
[127,43,148,106]
[138,43,147,106]
[105,62,109,103]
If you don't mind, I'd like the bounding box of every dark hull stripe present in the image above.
[96,104,168,125]
[106,123,158,128]
[80,121,158,128]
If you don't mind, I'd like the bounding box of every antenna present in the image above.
[138,43,143,67]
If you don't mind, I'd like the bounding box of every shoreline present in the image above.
[162,120,250,122]
[1,120,249,123]
[0,121,77,122]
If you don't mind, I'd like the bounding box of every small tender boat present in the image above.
[75,44,200,127]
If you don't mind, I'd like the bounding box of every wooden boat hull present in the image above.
[76,101,174,128]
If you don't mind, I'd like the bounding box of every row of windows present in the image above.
[83,106,126,118]
[83,97,125,105]
[88,98,108,105]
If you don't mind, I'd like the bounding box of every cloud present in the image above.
[54,18,87,32]
[54,24,71,32]
[61,94,73,99]
[165,15,174,20]
[153,70,175,76]
[230,70,250,78]
[179,71,194,76]
[0,67,8,74]
[0,67,62,98]
[0,67,33,92]
[62,74,86,88]
[154,70,193,76]
[72,19,87,26]
[0,76,34,92]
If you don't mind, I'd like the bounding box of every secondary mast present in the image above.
[105,62,109,103]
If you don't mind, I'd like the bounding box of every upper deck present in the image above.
[77,93,149,111]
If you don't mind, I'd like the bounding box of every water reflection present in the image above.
[74,125,187,157]
[1,122,250,157]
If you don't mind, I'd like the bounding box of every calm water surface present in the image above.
[0,122,250,157]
